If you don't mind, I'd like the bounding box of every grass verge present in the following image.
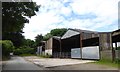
[93,59,119,68]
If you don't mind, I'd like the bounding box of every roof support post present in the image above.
[80,32,83,59]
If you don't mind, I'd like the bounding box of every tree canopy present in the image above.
[50,28,67,36]
[2,2,40,47]
[43,28,67,41]
[2,2,40,33]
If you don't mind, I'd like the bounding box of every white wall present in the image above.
[45,49,52,55]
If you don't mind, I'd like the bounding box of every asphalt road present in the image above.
[2,56,45,70]
[2,56,119,71]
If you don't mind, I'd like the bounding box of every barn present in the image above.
[61,28,100,60]
[44,28,119,61]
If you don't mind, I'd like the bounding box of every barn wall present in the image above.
[99,33,113,60]
[46,38,53,50]
[100,50,112,60]
[99,33,112,50]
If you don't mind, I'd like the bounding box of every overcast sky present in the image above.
[23,0,120,40]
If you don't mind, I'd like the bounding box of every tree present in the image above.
[2,2,40,47]
[2,2,40,33]
[24,39,35,48]
[3,32,25,47]
[50,28,67,36]
[35,34,43,46]
[43,28,67,41]
[43,33,52,41]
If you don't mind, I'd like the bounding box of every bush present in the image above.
[14,46,35,55]
[0,40,14,57]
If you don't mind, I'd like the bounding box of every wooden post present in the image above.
[110,33,115,62]
[115,42,117,50]
[80,32,83,59]
[60,38,61,58]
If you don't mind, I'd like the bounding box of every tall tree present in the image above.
[2,2,40,47]
[2,2,40,33]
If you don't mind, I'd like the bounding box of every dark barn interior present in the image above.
[52,38,60,58]
[61,34,80,58]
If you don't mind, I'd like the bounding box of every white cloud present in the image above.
[23,0,120,40]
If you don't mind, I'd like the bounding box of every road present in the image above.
[2,56,119,71]
[2,56,45,70]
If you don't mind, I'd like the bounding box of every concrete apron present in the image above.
[24,56,95,68]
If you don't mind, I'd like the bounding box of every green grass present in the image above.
[93,58,119,68]
[19,54,36,57]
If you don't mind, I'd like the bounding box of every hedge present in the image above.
[14,46,35,55]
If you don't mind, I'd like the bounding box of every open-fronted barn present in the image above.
[43,28,119,61]
[61,28,100,59]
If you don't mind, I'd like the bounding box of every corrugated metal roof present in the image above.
[69,28,98,33]
[61,28,99,39]
[53,36,61,40]
[61,29,80,39]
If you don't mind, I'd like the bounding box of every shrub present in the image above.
[0,40,14,57]
[14,46,35,55]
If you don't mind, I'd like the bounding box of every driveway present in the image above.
[2,56,45,70]
[24,56,118,70]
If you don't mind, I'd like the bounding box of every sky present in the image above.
[23,0,120,40]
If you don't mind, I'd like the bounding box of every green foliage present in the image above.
[2,2,40,33]
[50,28,67,36]
[43,33,52,41]
[2,2,40,48]
[14,46,35,55]
[94,58,119,68]
[3,32,25,47]
[35,34,43,46]
[43,28,67,41]
[0,40,14,57]
[24,39,35,48]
